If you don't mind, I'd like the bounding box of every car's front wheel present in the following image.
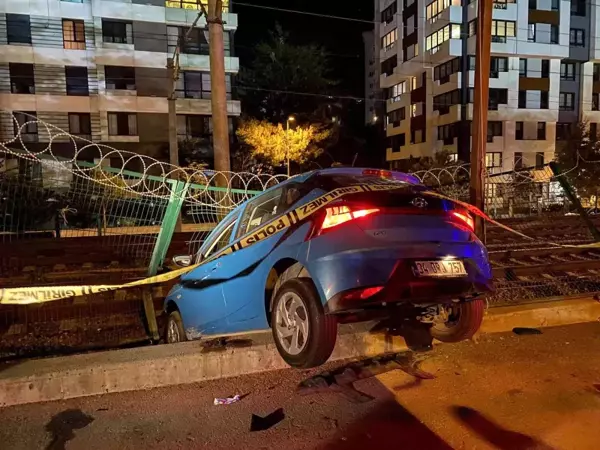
[165,310,186,344]
[430,299,485,343]
[271,278,337,369]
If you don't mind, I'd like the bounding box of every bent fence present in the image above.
[1,110,600,359]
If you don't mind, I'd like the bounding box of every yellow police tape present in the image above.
[1,182,597,305]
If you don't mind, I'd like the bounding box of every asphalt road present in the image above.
[1,322,599,450]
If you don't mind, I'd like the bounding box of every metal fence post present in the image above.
[144,179,190,341]
[549,161,600,241]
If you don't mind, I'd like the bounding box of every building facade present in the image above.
[0,0,240,165]
[375,0,598,172]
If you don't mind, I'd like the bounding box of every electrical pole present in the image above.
[206,0,231,173]
[470,0,493,239]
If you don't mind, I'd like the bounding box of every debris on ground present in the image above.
[214,395,241,405]
[250,408,285,432]
[512,327,543,335]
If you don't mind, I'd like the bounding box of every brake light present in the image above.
[342,286,384,301]
[451,210,475,232]
[321,205,380,230]
[362,169,392,178]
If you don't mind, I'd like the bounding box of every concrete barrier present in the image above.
[0,297,598,408]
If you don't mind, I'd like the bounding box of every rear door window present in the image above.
[236,187,284,238]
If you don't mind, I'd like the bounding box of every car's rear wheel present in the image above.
[165,310,186,344]
[271,278,337,369]
[430,299,484,343]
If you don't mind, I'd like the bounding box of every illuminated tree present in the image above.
[236,119,331,172]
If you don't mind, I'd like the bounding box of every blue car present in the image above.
[164,168,493,368]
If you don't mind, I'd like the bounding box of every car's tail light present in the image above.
[450,210,475,232]
[342,286,384,301]
[321,205,380,231]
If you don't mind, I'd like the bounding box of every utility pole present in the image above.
[206,0,231,173]
[470,0,493,239]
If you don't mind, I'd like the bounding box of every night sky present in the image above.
[233,0,374,102]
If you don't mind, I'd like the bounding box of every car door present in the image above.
[174,212,240,336]
[218,185,300,332]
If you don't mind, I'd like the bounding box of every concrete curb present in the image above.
[1,297,599,408]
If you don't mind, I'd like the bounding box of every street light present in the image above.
[286,116,295,176]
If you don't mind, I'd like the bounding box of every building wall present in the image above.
[378,0,596,169]
[0,0,240,161]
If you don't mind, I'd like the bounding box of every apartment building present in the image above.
[0,0,240,165]
[375,0,596,172]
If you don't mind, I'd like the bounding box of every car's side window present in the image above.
[236,187,284,238]
[198,215,238,262]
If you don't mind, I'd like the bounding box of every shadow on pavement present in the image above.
[45,409,95,450]
[318,399,453,450]
[451,405,555,450]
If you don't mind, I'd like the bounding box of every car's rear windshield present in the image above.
[314,174,414,191]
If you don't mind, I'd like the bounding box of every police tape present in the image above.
[0,181,596,305]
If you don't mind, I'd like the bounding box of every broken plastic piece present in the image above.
[214,395,241,405]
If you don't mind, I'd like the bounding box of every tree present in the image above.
[236,119,331,173]
[238,25,336,122]
[555,121,600,205]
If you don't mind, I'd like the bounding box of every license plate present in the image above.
[414,260,467,277]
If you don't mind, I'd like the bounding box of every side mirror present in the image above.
[172,255,192,268]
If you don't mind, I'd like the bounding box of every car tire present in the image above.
[271,278,337,369]
[430,299,484,343]
[165,310,186,344]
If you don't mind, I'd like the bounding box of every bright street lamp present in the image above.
[285,116,295,176]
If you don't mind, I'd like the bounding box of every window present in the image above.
[537,122,546,140]
[68,113,91,138]
[387,107,405,126]
[434,57,461,82]
[63,19,86,50]
[381,56,398,76]
[489,89,508,110]
[381,3,397,24]
[201,216,238,261]
[590,123,598,139]
[438,123,456,144]
[9,63,35,94]
[487,121,503,142]
[167,26,213,56]
[102,20,133,44]
[411,128,424,144]
[556,123,569,140]
[105,66,135,90]
[570,29,585,46]
[490,57,508,76]
[426,0,451,22]
[237,187,285,237]
[108,112,137,136]
[388,81,406,102]
[176,71,230,100]
[516,122,524,140]
[594,64,600,82]
[559,92,575,111]
[550,25,559,44]
[571,0,586,16]
[382,29,398,51]
[65,66,89,96]
[493,0,515,9]
[593,93,599,111]
[425,24,461,53]
[404,44,418,61]
[519,58,527,77]
[387,133,406,151]
[486,152,502,168]
[410,103,421,118]
[514,152,524,169]
[529,0,536,7]
[177,115,212,140]
[433,89,461,113]
[468,20,477,37]
[410,76,418,91]
[561,62,576,81]
[528,24,536,42]
[7,14,31,44]
[13,111,38,142]
[535,152,544,168]
[166,0,230,13]
[541,60,549,78]
[491,20,516,42]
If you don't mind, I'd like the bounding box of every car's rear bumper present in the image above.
[324,258,492,314]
